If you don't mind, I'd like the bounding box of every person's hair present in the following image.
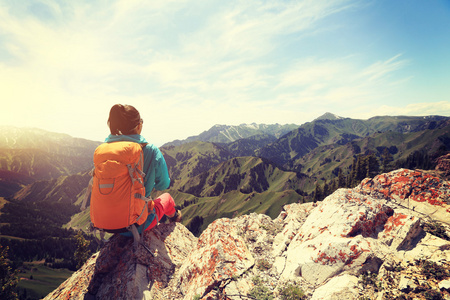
[108,104,141,135]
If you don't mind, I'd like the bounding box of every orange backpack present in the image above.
[83,141,154,232]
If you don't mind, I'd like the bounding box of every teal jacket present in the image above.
[104,134,170,197]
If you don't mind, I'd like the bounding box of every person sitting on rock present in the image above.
[105,104,182,236]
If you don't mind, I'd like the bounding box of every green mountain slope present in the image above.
[223,134,278,157]
[0,170,34,197]
[296,124,450,182]
[178,156,307,197]
[1,171,91,237]
[158,156,312,233]
[170,188,306,234]
[13,172,91,205]
[161,141,234,184]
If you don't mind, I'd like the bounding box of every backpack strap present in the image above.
[127,164,138,185]
[126,144,145,185]
[88,223,108,244]
[128,223,141,248]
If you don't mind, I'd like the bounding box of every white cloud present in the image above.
[276,57,350,88]
[0,0,446,146]
[359,54,409,83]
[271,54,410,110]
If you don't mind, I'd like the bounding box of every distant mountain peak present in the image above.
[314,112,344,121]
[162,123,299,147]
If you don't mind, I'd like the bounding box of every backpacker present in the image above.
[82,141,154,237]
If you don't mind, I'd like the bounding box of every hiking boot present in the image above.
[169,210,182,222]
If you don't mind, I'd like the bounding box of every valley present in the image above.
[0,113,449,299]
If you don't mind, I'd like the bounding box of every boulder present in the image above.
[174,218,255,299]
[282,189,394,285]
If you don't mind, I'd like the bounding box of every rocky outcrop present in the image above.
[46,169,450,300]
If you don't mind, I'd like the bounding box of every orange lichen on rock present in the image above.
[312,242,367,266]
[345,206,393,238]
[383,213,407,233]
[357,169,450,208]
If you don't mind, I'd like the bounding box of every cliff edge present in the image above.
[46,168,450,299]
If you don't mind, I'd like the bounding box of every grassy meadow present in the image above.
[17,262,73,299]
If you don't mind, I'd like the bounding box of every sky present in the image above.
[1,0,450,146]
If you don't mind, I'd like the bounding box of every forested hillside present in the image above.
[296,124,450,182]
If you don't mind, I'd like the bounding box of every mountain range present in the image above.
[257,115,450,169]
[1,113,450,298]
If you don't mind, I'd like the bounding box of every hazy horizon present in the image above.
[2,112,449,147]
